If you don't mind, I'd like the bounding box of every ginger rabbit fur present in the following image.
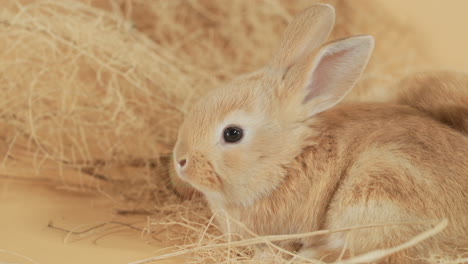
[173,5,468,263]
[388,71,468,134]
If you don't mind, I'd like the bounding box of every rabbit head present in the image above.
[173,4,374,206]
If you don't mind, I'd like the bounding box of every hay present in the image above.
[0,0,452,263]
[131,219,450,264]
[0,0,431,185]
[0,249,40,264]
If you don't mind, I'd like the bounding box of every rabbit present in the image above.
[166,0,434,200]
[172,4,468,263]
[169,70,468,200]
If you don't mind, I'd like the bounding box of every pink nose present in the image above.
[179,159,187,168]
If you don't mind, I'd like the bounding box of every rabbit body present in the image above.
[209,103,468,262]
[390,71,468,134]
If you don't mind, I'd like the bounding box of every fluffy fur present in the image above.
[389,71,468,134]
[173,5,468,263]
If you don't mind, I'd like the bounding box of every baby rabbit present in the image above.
[173,4,468,263]
[169,70,468,199]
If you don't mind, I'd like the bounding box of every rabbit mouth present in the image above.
[174,155,224,194]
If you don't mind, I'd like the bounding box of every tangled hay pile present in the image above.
[2,0,456,263]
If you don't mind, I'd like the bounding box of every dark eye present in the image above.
[223,126,243,143]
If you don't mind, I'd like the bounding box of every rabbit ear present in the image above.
[283,36,374,116]
[270,4,335,70]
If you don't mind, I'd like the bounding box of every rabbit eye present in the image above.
[223,126,243,143]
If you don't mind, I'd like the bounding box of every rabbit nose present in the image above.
[178,158,187,168]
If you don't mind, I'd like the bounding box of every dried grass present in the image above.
[131,219,450,264]
[0,249,40,264]
[0,0,431,184]
[1,0,460,263]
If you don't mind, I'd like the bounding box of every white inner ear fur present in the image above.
[302,36,374,116]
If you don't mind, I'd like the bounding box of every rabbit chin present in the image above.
[174,170,225,201]
[184,174,272,207]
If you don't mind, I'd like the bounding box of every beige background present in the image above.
[381,0,468,71]
[1,1,467,264]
